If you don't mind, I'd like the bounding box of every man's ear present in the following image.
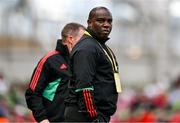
[68,35,73,44]
[87,19,92,26]
[87,19,90,24]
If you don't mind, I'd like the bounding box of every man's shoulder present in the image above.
[77,35,99,49]
[42,50,65,63]
[71,36,99,56]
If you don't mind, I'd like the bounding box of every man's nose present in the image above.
[103,21,111,27]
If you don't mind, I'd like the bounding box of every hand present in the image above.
[40,119,50,123]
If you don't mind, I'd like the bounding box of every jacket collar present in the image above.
[86,28,110,44]
[56,39,69,56]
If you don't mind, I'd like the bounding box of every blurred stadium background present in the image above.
[0,0,180,122]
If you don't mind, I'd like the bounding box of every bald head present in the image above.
[87,7,113,41]
[88,7,112,20]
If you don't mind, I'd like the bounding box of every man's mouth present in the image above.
[102,30,110,34]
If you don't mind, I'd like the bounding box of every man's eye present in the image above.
[108,20,112,24]
[97,19,104,23]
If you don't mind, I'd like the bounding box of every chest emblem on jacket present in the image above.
[60,63,67,69]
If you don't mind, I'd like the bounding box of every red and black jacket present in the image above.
[25,40,71,122]
[66,29,118,121]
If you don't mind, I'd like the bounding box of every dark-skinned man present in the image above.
[65,7,122,122]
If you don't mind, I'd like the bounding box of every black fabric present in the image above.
[65,30,118,121]
[25,40,71,122]
[56,39,69,56]
[64,105,110,122]
[64,105,87,122]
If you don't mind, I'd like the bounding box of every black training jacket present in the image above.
[25,40,71,122]
[66,29,119,120]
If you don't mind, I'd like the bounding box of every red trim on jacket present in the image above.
[83,90,97,118]
[30,50,59,91]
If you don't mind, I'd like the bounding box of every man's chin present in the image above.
[99,36,109,41]
[101,35,109,39]
[102,33,110,36]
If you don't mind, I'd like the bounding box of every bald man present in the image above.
[65,7,121,122]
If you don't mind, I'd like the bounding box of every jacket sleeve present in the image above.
[25,59,49,122]
[72,47,98,120]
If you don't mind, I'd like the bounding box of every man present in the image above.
[25,23,85,123]
[65,7,122,122]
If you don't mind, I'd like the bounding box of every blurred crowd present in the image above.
[0,70,180,122]
[111,76,180,123]
[0,72,35,122]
